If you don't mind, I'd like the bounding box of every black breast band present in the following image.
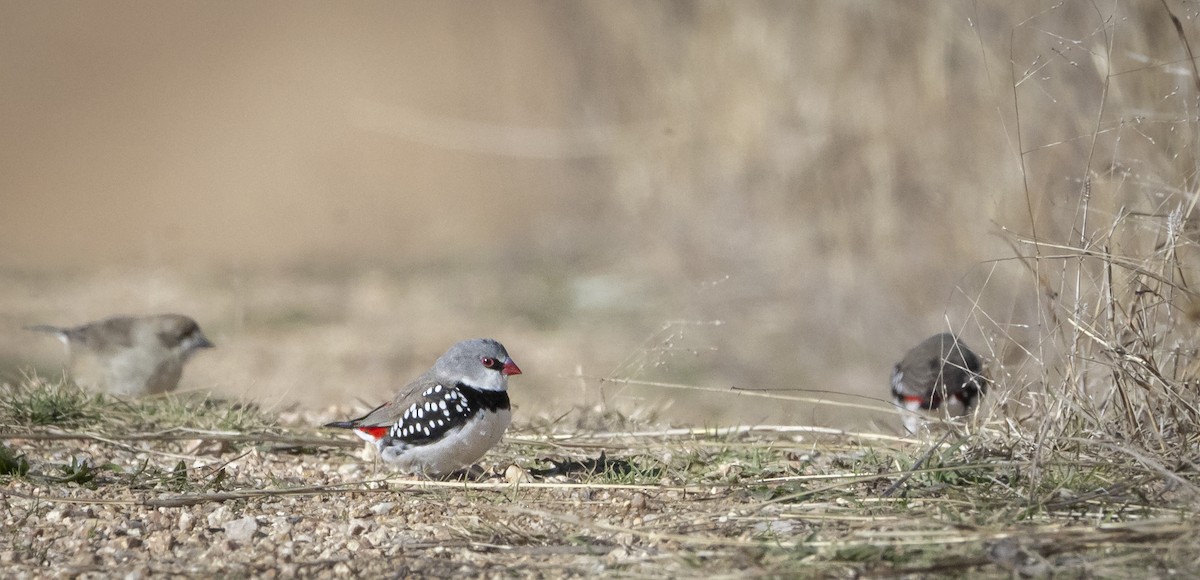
[457,383,510,412]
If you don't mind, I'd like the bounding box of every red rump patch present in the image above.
[356,426,390,441]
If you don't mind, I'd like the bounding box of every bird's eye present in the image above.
[480,356,497,369]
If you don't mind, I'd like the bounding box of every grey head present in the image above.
[429,338,522,392]
[146,314,215,360]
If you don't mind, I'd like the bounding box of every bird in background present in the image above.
[26,314,214,396]
[891,332,987,434]
[325,338,522,477]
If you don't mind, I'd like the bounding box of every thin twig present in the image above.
[0,429,358,448]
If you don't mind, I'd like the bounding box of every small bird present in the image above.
[26,314,215,396]
[891,333,986,434]
[325,338,522,477]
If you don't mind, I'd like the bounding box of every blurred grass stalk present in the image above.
[971,0,1200,487]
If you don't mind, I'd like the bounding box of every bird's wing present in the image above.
[76,317,137,352]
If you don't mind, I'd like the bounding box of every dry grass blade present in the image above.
[586,375,902,416]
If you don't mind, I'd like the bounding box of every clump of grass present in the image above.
[0,444,29,476]
[102,393,279,434]
[0,373,103,427]
[0,372,277,441]
[50,456,101,487]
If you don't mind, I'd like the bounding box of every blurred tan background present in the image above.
[1,2,1194,430]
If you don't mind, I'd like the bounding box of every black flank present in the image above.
[378,383,510,448]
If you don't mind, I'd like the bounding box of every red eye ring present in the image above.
[480,356,497,368]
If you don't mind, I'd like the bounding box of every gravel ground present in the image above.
[3,401,1198,578]
[0,411,836,578]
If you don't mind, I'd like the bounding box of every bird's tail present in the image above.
[24,325,71,350]
[24,324,64,335]
[324,420,387,444]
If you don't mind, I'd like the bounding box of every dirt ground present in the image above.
[1,394,1195,579]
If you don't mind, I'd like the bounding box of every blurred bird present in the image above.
[891,333,986,434]
[325,338,522,477]
[26,314,214,396]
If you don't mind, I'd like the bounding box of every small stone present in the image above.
[604,547,630,566]
[504,465,533,484]
[223,516,258,543]
[146,531,175,555]
[359,442,377,462]
[369,502,395,516]
[366,527,390,547]
[346,518,369,536]
[116,536,143,550]
[630,492,648,512]
[206,506,231,528]
[178,512,195,533]
[752,520,795,534]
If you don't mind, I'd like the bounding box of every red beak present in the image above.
[502,358,522,376]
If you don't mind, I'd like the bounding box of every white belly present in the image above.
[379,408,512,476]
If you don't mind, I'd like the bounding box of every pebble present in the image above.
[223,516,259,543]
[604,547,630,566]
[346,518,370,536]
[206,505,231,528]
[146,531,175,555]
[114,536,142,550]
[629,492,648,512]
[504,464,533,484]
